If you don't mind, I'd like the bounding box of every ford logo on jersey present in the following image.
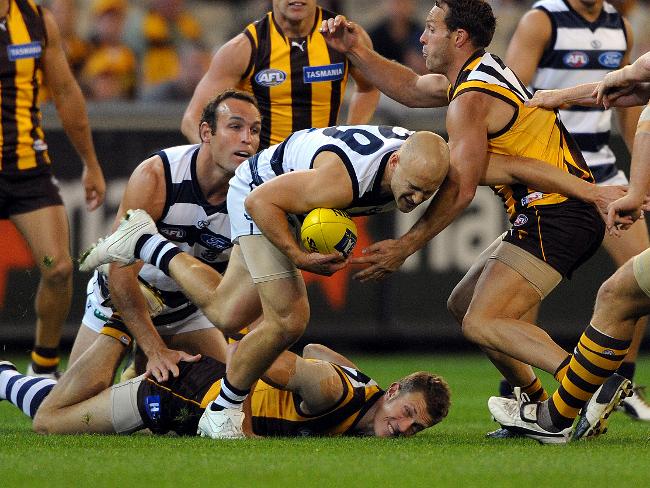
[254,69,287,87]
[598,51,623,69]
[7,42,42,61]
[200,233,231,250]
[563,51,589,68]
[303,63,344,83]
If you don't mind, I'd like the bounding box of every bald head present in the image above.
[389,131,449,213]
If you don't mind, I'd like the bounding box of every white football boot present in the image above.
[572,373,632,440]
[488,387,572,444]
[197,404,246,439]
[79,209,157,272]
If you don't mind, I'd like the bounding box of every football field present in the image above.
[1,353,649,487]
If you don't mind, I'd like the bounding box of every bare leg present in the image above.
[68,325,99,367]
[12,206,73,369]
[167,246,262,330]
[33,335,126,434]
[164,327,228,363]
[463,259,569,374]
[602,219,650,364]
[448,238,541,387]
[227,274,309,389]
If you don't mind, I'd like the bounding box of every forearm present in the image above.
[628,120,650,201]
[109,270,166,355]
[52,81,100,167]
[346,44,425,108]
[399,174,472,257]
[625,55,650,83]
[246,199,305,263]
[485,153,597,203]
[345,88,379,124]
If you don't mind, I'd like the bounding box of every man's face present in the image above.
[373,385,433,437]
[420,5,453,74]
[207,99,261,174]
[273,0,317,23]
[390,155,440,213]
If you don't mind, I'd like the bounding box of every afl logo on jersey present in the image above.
[254,69,287,87]
[598,52,623,69]
[563,51,589,68]
[160,227,186,240]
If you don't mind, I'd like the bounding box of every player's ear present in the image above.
[199,122,212,143]
[387,382,400,399]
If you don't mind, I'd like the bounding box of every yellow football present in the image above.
[300,208,358,258]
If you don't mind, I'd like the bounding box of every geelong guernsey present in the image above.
[531,0,627,180]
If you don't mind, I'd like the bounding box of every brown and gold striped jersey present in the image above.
[237,7,350,149]
[448,50,594,220]
[0,0,50,175]
[201,360,383,437]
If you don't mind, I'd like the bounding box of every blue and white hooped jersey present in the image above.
[235,125,413,217]
[531,0,627,178]
[100,145,233,325]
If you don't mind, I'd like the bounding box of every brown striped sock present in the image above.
[547,324,630,429]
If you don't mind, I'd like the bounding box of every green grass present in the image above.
[1,353,649,487]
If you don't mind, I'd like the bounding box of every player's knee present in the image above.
[460,312,489,345]
[32,412,53,434]
[40,255,73,285]
[272,302,309,346]
[595,269,632,319]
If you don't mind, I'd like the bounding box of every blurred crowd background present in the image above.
[43,0,650,104]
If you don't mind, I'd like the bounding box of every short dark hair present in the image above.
[437,0,496,49]
[398,371,451,426]
[200,89,259,134]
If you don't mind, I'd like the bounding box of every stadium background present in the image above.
[1,0,649,352]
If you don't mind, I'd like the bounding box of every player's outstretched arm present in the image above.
[345,23,380,124]
[484,153,629,217]
[41,8,105,211]
[108,157,200,382]
[181,34,251,143]
[244,153,354,276]
[321,15,448,108]
[596,52,650,107]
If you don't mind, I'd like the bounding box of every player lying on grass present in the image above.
[0,331,450,438]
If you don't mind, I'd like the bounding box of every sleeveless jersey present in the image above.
[238,7,350,149]
[238,125,413,217]
[201,360,383,437]
[448,50,594,220]
[100,145,233,326]
[0,0,50,175]
[531,0,627,177]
